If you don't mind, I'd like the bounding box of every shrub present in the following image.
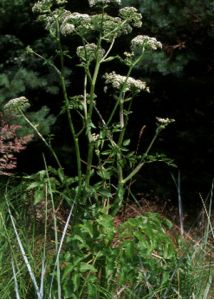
[0,112,32,175]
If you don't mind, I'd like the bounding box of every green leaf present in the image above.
[72,272,81,292]
[98,188,112,198]
[97,167,111,180]
[26,181,41,190]
[79,222,94,238]
[72,234,85,245]
[34,189,44,205]
[57,168,65,183]
[103,56,117,62]
[123,139,130,146]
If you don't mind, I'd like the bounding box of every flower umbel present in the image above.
[32,0,53,14]
[119,7,142,28]
[88,0,121,7]
[60,11,92,36]
[131,35,162,52]
[4,97,30,114]
[156,117,175,130]
[32,0,67,14]
[104,71,149,93]
[60,23,75,36]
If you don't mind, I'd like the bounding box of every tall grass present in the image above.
[0,174,75,299]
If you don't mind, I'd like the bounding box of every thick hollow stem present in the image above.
[85,40,102,188]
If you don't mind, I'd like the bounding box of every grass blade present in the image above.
[7,204,42,299]
[11,258,20,299]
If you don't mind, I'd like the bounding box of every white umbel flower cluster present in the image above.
[61,23,75,36]
[88,0,121,7]
[4,96,30,112]
[156,117,175,129]
[104,72,149,93]
[33,0,67,14]
[131,35,162,52]
[60,12,92,36]
[32,0,52,14]
[119,7,142,28]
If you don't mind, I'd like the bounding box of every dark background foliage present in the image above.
[0,0,213,211]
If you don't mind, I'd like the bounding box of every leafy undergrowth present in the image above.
[0,180,213,299]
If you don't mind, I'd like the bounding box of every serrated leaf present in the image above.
[97,167,111,179]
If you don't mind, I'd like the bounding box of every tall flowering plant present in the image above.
[7,0,175,212]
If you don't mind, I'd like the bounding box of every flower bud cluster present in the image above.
[104,72,149,93]
[32,0,67,14]
[33,0,143,42]
[56,0,67,4]
[119,7,142,28]
[4,97,30,113]
[91,14,132,42]
[41,9,65,34]
[88,0,121,7]
[156,117,175,129]
[77,43,105,63]
[60,11,92,36]
[60,23,75,36]
[131,35,162,52]
[32,0,53,14]
[60,11,134,41]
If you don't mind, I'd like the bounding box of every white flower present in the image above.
[119,7,142,28]
[60,12,92,35]
[32,0,52,14]
[131,35,162,52]
[56,0,67,4]
[104,71,149,93]
[4,96,30,112]
[91,133,100,142]
[62,12,91,24]
[156,117,175,128]
[88,0,121,7]
[60,23,75,36]
[33,0,67,14]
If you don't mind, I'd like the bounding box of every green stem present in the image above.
[27,48,61,76]
[56,22,82,184]
[122,127,162,185]
[114,51,146,198]
[117,52,145,147]
[85,40,102,188]
[106,96,119,126]
[20,110,62,169]
[101,38,115,62]
[118,98,133,147]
